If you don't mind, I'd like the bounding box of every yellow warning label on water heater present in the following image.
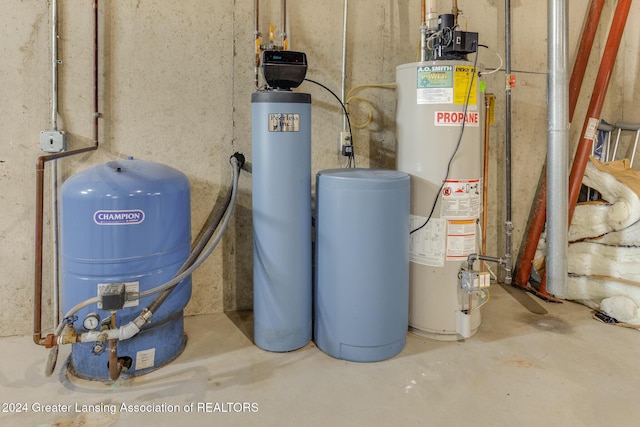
[454,66,477,106]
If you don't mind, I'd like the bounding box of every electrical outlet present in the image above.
[339,131,351,156]
[40,130,67,153]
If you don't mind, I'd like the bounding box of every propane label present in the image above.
[446,219,477,260]
[409,216,446,267]
[454,66,478,105]
[440,179,482,218]
[434,111,480,127]
[268,113,300,132]
[416,65,453,104]
[135,348,156,371]
[94,209,145,225]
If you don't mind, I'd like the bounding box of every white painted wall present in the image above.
[1,0,638,337]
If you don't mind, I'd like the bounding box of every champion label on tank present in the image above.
[94,209,145,225]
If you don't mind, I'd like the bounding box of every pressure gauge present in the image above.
[82,313,101,330]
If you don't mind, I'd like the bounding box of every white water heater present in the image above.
[396,59,484,340]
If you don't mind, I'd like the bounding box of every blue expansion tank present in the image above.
[314,168,410,362]
[61,159,191,380]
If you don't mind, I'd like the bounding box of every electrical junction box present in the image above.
[40,130,67,153]
[99,283,127,310]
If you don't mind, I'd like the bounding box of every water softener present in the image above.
[252,51,312,352]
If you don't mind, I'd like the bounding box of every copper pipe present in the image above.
[34,0,100,345]
[514,0,607,291]
[34,148,98,345]
[108,312,122,380]
[108,339,121,380]
[281,0,287,48]
[421,0,426,25]
[93,0,99,143]
[452,0,460,25]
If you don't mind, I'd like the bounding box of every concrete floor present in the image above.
[1,284,639,427]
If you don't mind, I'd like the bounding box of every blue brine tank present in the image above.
[61,159,191,380]
[314,169,410,362]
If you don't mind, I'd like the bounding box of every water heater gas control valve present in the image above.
[459,267,490,293]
